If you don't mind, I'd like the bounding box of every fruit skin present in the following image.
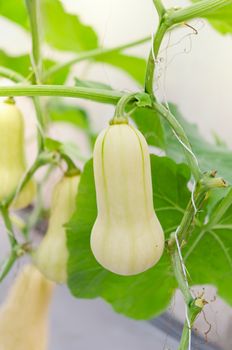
[91,123,164,276]
[0,264,54,350]
[33,175,80,283]
[0,100,36,209]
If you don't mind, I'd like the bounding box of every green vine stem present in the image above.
[26,0,42,83]
[145,0,232,95]
[168,172,227,349]
[145,22,168,95]
[168,0,232,25]
[43,36,150,80]
[3,151,60,208]
[152,102,201,181]
[153,0,166,19]
[0,205,20,282]
[0,85,123,104]
[26,0,46,151]
[0,67,26,83]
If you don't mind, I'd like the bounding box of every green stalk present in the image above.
[145,0,232,95]
[0,66,25,83]
[26,0,42,82]
[168,0,232,25]
[43,36,150,80]
[169,172,227,350]
[26,0,46,151]
[0,85,123,104]
[145,23,168,95]
[153,0,166,19]
[152,102,201,181]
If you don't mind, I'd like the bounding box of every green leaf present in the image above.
[47,99,96,150]
[40,0,98,52]
[47,99,90,130]
[0,50,31,78]
[185,189,232,305]
[191,1,232,35]
[96,52,147,85]
[164,104,232,183]
[131,107,165,149]
[0,50,69,85]
[67,155,191,319]
[0,0,28,29]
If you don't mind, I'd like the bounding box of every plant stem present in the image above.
[5,151,59,208]
[43,36,150,80]
[0,66,25,83]
[0,206,18,248]
[145,0,232,95]
[0,85,123,104]
[168,0,232,25]
[145,23,168,95]
[26,0,42,83]
[26,0,46,151]
[169,171,227,350]
[0,250,18,282]
[153,0,166,19]
[152,102,201,181]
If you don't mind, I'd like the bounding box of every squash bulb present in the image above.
[0,100,36,209]
[91,123,164,276]
[0,264,54,350]
[33,174,80,283]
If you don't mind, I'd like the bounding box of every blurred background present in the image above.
[0,0,232,349]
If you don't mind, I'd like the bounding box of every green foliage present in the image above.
[47,99,90,130]
[131,107,165,149]
[0,50,70,85]
[186,189,232,305]
[0,0,146,85]
[164,104,232,183]
[46,99,95,149]
[67,156,192,319]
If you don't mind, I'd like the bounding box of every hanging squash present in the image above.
[0,99,36,209]
[0,264,54,350]
[91,122,165,276]
[33,174,80,283]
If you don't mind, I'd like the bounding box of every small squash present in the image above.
[91,122,164,276]
[0,264,54,350]
[0,99,36,209]
[33,174,80,283]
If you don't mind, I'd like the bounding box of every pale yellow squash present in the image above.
[91,123,164,276]
[0,100,36,209]
[33,174,80,283]
[0,264,54,350]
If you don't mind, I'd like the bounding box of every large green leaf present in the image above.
[191,1,232,35]
[67,155,191,319]
[164,104,232,183]
[185,189,232,305]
